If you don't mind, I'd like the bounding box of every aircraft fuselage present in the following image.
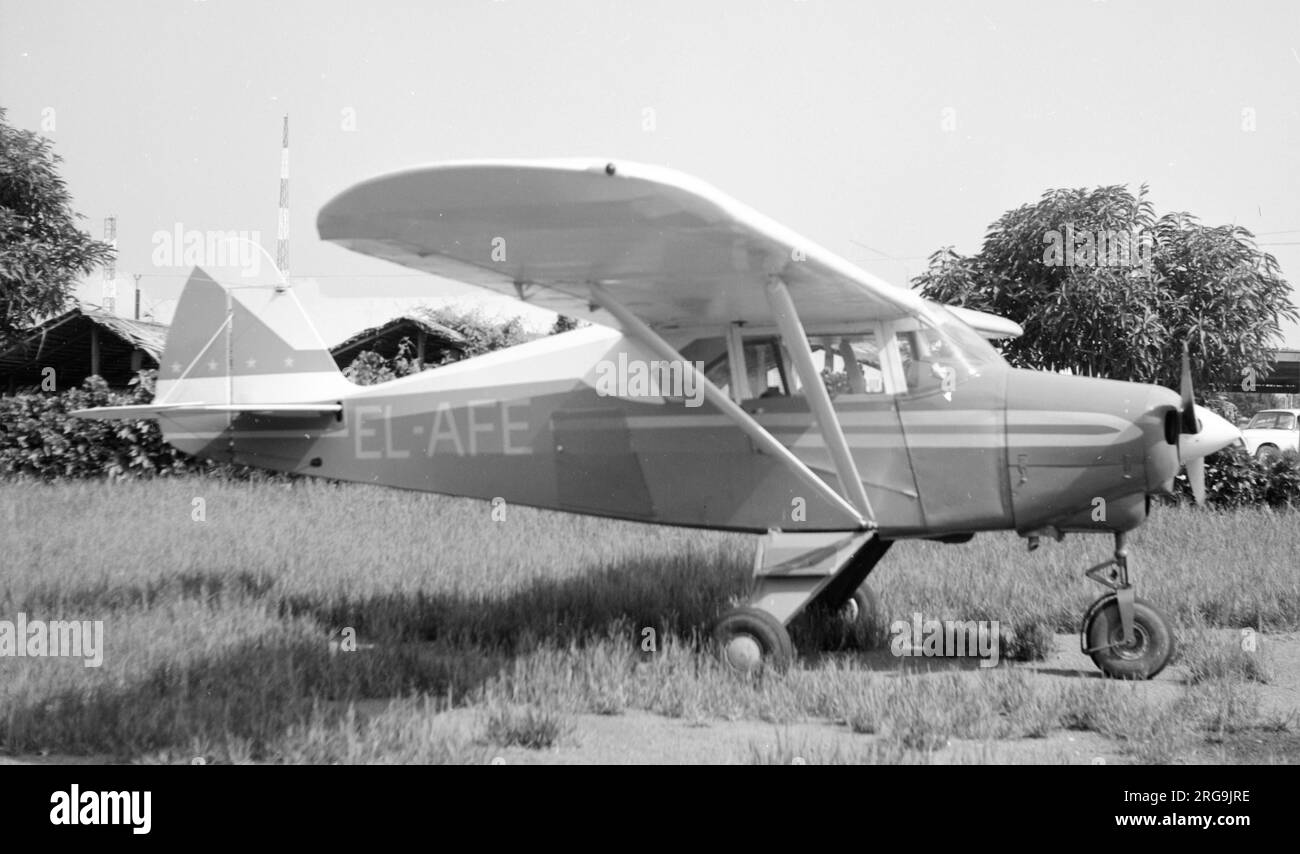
[160,325,1187,539]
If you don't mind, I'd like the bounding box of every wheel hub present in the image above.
[1111,623,1150,660]
[722,634,763,671]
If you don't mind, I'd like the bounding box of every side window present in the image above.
[811,333,884,398]
[689,335,789,401]
[681,337,730,397]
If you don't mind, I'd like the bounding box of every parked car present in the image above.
[1241,409,1300,461]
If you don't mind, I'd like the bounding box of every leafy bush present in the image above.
[1,374,181,479]
[1170,445,1300,509]
[0,372,275,481]
[1261,451,1300,507]
[342,338,423,386]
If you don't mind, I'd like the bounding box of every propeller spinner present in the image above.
[1175,344,1242,503]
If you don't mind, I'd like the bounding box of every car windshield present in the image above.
[1248,412,1283,429]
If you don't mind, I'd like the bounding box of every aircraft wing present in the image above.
[945,305,1024,339]
[318,159,949,331]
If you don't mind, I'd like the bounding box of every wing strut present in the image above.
[587,283,871,530]
[765,276,876,522]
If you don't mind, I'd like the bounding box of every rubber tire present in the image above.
[713,607,794,673]
[1255,445,1280,464]
[838,584,881,631]
[796,583,882,651]
[829,583,882,649]
[1085,597,1176,680]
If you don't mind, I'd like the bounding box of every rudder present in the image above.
[155,268,353,406]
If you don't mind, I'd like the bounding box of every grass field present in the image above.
[1,478,1296,764]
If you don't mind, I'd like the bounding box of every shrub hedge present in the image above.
[1169,444,1300,509]
[0,374,273,481]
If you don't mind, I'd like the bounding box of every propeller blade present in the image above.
[1187,456,1206,504]
[1179,343,1198,433]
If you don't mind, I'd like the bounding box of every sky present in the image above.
[2,0,1298,346]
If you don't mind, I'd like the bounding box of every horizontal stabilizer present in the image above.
[71,403,342,420]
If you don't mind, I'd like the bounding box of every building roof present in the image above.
[1258,348,1300,394]
[329,315,468,367]
[0,306,168,390]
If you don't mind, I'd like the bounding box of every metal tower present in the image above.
[102,216,117,314]
[277,115,290,278]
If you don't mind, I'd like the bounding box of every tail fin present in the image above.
[154,267,353,406]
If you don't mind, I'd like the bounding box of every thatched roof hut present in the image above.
[0,307,167,392]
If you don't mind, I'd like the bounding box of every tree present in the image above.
[0,108,114,339]
[914,185,1297,392]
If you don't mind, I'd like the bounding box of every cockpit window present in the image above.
[694,336,790,400]
[811,333,884,397]
[894,307,1005,395]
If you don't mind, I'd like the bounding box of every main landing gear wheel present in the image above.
[837,583,880,631]
[815,583,881,649]
[713,607,794,674]
[1083,596,1175,680]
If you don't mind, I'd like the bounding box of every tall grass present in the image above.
[1,479,1295,762]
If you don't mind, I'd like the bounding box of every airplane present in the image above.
[74,159,1242,680]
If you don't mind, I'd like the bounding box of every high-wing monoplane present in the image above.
[76,160,1241,678]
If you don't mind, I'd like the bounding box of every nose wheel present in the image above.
[1083,595,1175,679]
[1080,532,1175,679]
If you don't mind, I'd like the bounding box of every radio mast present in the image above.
[276,115,290,279]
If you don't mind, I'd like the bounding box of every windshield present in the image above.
[916,304,1009,375]
[1247,412,1287,429]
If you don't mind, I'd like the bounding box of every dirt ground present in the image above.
[466,630,1300,765]
[4,631,1296,766]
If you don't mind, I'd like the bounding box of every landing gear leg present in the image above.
[800,537,891,649]
[1080,532,1175,679]
[713,531,885,673]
